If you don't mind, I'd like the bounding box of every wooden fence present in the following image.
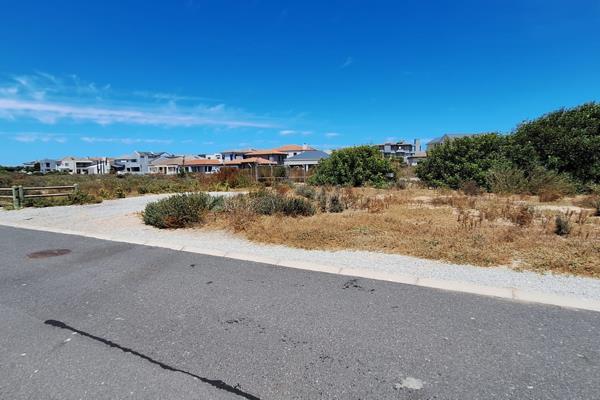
[239,165,315,183]
[0,185,79,209]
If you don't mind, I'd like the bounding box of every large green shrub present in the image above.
[511,103,600,185]
[416,133,509,189]
[485,162,575,197]
[142,193,217,229]
[309,146,393,187]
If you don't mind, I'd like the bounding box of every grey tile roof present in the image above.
[284,150,330,162]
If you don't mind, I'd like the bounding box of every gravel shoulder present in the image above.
[1,193,600,304]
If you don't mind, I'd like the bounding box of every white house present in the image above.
[377,139,421,164]
[38,159,60,173]
[112,151,169,174]
[57,157,109,175]
[183,158,222,173]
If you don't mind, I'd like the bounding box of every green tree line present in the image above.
[416,102,600,194]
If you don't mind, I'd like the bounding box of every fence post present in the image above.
[73,183,79,193]
[18,186,24,207]
[12,186,20,209]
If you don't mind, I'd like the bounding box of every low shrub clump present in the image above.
[295,185,316,199]
[281,197,316,217]
[143,193,220,229]
[246,191,315,217]
[250,191,286,215]
[554,213,572,236]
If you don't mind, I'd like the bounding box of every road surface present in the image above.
[0,226,598,399]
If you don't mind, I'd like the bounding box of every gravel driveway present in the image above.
[1,193,600,304]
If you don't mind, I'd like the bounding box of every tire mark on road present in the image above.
[44,319,260,400]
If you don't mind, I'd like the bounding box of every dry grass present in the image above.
[206,187,600,277]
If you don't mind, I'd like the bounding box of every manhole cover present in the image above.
[27,249,72,259]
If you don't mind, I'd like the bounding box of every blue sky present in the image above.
[1,0,599,165]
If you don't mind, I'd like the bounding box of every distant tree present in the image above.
[309,145,393,186]
[510,102,600,185]
[415,133,509,189]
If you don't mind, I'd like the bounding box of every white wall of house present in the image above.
[149,165,180,175]
[38,159,59,173]
[57,158,110,175]
[185,165,220,173]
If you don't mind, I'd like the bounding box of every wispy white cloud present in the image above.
[0,98,275,128]
[325,132,341,137]
[11,132,67,144]
[340,57,354,69]
[0,72,276,129]
[80,136,173,145]
[279,129,312,136]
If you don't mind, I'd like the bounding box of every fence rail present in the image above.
[0,185,78,209]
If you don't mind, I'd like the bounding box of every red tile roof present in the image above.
[274,144,315,152]
[224,157,277,165]
[183,159,222,166]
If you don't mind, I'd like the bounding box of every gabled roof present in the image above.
[274,144,315,152]
[221,149,255,154]
[184,159,222,166]
[284,150,330,162]
[224,157,277,166]
[137,151,168,157]
[61,156,94,163]
[150,156,185,166]
[245,149,287,156]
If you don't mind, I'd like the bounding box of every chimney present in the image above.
[414,139,421,152]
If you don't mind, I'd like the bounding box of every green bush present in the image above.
[247,191,315,217]
[295,185,316,199]
[486,162,530,194]
[281,197,315,217]
[250,191,286,215]
[527,167,576,199]
[416,133,509,189]
[142,193,217,229]
[511,103,600,185]
[68,191,102,205]
[309,146,393,187]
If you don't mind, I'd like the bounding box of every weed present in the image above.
[295,185,316,200]
[328,192,344,213]
[460,180,481,196]
[317,187,328,212]
[554,213,572,236]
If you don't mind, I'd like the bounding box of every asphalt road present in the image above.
[0,226,598,400]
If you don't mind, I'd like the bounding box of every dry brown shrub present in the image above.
[202,187,600,277]
[274,184,291,196]
[538,189,563,203]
